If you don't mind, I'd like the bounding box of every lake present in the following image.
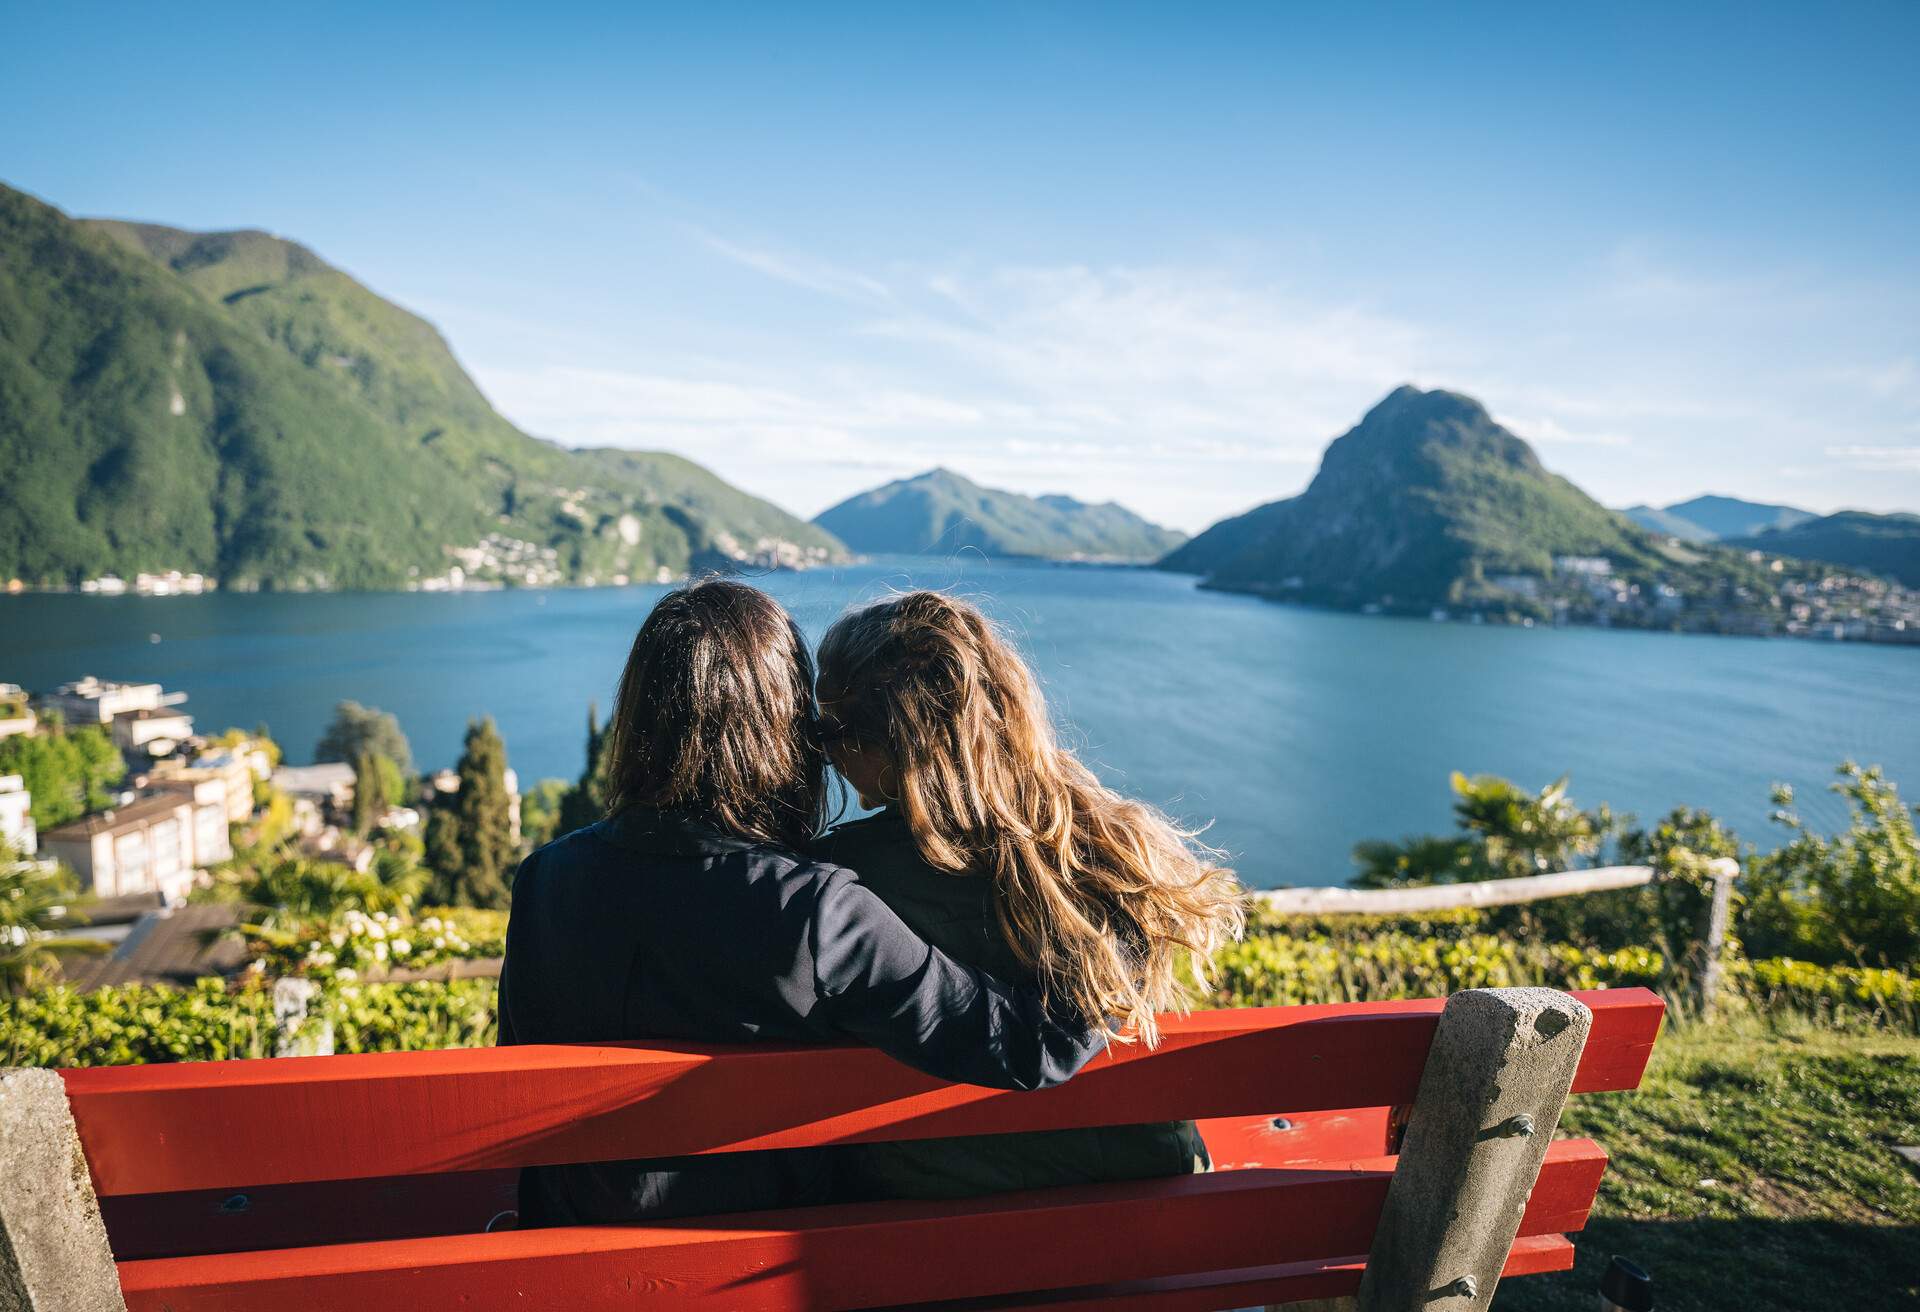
[3,558,1916,888]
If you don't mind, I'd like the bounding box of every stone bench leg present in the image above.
[1267,986,1593,1312]
[0,1069,126,1312]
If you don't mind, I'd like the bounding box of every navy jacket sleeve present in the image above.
[806,868,1106,1091]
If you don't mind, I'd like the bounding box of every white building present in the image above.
[110,706,197,756]
[40,791,207,902]
[149,749,260,823]
[273,762,357,812]
[41,677,185,726]
[0,774,35,856]
[149,776,234,868]
[1554,556,1614,578]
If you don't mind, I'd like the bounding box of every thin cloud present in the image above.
[691,229,892,302]
[1826,444,1920,472]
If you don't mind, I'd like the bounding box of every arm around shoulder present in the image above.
[805,866,1105,1091]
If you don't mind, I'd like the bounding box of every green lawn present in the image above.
[1499,1017,1920,1311]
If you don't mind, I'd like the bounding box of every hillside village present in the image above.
[0,675,523,988]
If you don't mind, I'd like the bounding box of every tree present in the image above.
[1448,773,1613,879]
[314,701,412,774]
[519,778,571,852]
[0,722,126,830]
[349,751,406,835]
[555,703,612,835]
[424,719,515,909]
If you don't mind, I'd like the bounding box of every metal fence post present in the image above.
[1351,987,1593,1312]
[0,1068,126,1312]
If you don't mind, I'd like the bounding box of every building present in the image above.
[148,776,234,868]
[40,792,204,902]
[273,762,357,811]
[0,683,36,740]
[148,749,257,823]
[1553,556,1614,577]
[110,705,197,756]
[1486,573,1543,600]
[40,677,186,726]
[273,762,357,838]
[0,774,34,856]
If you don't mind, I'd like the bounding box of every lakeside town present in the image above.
[1429,551,1920,643]
[0,674,525,990]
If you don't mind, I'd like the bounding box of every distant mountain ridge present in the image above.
[1160,386,1798,617]
[814,468,1186,561]
[1727,511,1920,587]
[1621,495,1815,543]
[0,183,841,589]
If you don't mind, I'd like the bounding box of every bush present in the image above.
[0,976,499,1068]
[1743,764,1920,968]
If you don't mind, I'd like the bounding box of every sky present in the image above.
[5,2,1917,532]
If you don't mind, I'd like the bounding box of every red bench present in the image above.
[6,986,1662,1311]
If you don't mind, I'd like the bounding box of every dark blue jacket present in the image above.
[497,807,1103,1224]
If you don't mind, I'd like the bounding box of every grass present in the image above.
[1499,1015,1920,1312]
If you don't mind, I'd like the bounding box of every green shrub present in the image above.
[0,977,498,1068]
[1743,764,1920,968]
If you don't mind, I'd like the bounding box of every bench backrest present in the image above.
[53,987,1664,1311]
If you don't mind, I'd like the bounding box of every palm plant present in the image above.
[0,842,108,996]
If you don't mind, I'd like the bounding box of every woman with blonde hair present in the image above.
[815,589,1245,1201]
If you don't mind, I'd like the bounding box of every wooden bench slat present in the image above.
[69,988,1661,1197]
[116,1141,1606,1312]
[875,1233,1576,1311]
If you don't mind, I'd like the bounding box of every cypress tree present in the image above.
[556,703,612,835]
[451,717,514,908]
[350,749,380,835]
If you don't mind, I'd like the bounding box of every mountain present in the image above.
[1162,386,1777,613]
[1621,495,1815,542]
[1726,511,1920,587]
[0,183,841,589]
[814,468,1187,561]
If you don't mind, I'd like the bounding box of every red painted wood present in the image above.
[885,1233,1575,1311]
[99,1170,520,1261]
[68,988,1661,1197]
[1197,1108,1394,1170]
[117,1141,1606,1312]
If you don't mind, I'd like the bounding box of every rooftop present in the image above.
[41,791,189,840]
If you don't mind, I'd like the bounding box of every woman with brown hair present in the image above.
[815,589,1246,1201]
[498,579,1102,1226]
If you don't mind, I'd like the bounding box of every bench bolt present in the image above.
[1493,1113,1535,1139]
[1450,1274,1480,1299]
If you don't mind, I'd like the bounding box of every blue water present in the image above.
[2,558,1915,888]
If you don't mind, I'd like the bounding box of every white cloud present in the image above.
[478,247,1440,528]
[1493,413,1635,448]
[1826,444,1920,471]
[691,230,892,303]
[470,228,1919,529]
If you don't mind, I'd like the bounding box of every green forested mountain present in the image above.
[0,183,841,589]
[814,467,1186,561]
[1621,495,1815,542]
[1727,511,1920,587]
[1162,386,1786,613]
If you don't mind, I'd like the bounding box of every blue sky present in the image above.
[6,2,1917,531]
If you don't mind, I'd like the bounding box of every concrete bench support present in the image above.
[0,1068,126,1312]
[1349,986,1594,1312]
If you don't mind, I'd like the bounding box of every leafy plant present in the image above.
[1743,763,1920,968]
[0,847,108,996]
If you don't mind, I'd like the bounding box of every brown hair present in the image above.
[818,591,1244,1045]
[603,578,826,849]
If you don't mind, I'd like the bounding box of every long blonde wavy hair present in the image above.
[817,590,1245,1046]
